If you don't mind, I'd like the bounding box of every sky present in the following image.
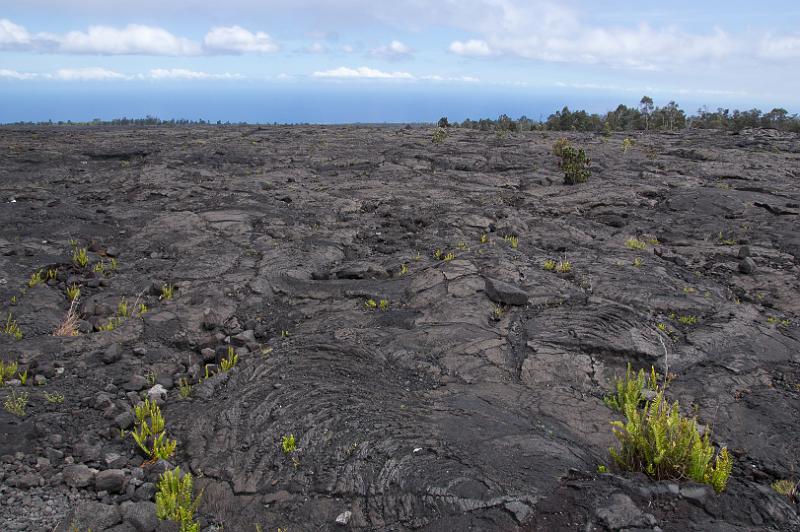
[1,1,799,123]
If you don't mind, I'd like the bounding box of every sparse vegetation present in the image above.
[155,467,202,532]
[131,398,177,461]
[443,252,456,262]
[282,434,297,454]
[160,284,175,301]
[555,259,572,273]
[632,257,644,268]
[54,297,81,337]
[542,259,556,271]
[220,346,238,372]
[66,284,81,301]
[677,315,698,325]
[622,138,635,153]
[0,360,19,385]
[44,391,65,404]
[3,312,23,340]
[605,364,733,493]
[4,389,28,417]
[178,378,192,398]
[772,479,798,500]
[72,247,89,268]
[28,270,44,288]
[625,237,648,251]
[504,235,519,249]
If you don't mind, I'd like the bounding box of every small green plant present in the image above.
[4,389,28,417]
[432,127,447,145]
[137,303,148,315]
[555,260,572,273]
[98,316,124,332]
[44,391,65,404]
[282,434,297,454]
[480,233,489,244]
[3,312,23,340]
[220,346,238,372]
[66,284,81,301]
[72,247,89,268]
[772,479,798,500]
[604,364,658,413]
[364,299,377,310]
[9,295,16,305]
[155,467,202,532]
[117,298,130,318]
[17,369,27,385]
[109,258,119,271]
[625,237,648,251]
[492,305,505,319]
[597,464,608,473]
[677,315,698,325]
[622,138,635,153]
[632,257,644,268]
[160,284,175,301]
[542,259,556,271]
[28,270,44,288]
[717,231,737,246]
[0,360,19,385]
[503,235,519,249]
[413,251,422,261]
[399,264,408,276]
[378,299,389,311]
[131,399,177,461]
[433,249,442,260]
[93,262,105,274]
[146,369,156,387]
[178,378,192,398]
[443,252,456,262]
[456,241,468,251]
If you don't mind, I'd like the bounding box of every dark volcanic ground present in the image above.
[1,125,800,532]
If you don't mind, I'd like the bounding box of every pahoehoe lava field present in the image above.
[1,125,800,531]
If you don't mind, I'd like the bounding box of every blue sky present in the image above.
[1,1,799,122]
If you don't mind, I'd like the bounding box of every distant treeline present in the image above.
[5,116,251,126]
[4,98,799,131]
[453,97,800,133]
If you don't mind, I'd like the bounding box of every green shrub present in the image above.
[556,143,591,184]
[155,467,201,532]
[605,365,733,492]
[432,127,447,145]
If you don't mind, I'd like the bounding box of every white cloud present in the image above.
[371,40,412,59]
[145,68,242,80]
[203,25,278,54]
[341,44,356,53]
[312,66,414,79]
[0,69,38,80]
[59,24,201,55]
[449,39,492,56]
[758,34,800,59]
[420,74,480,83]
[302,42,328,54]
[52,67,130,81]
[0,18,33,49]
